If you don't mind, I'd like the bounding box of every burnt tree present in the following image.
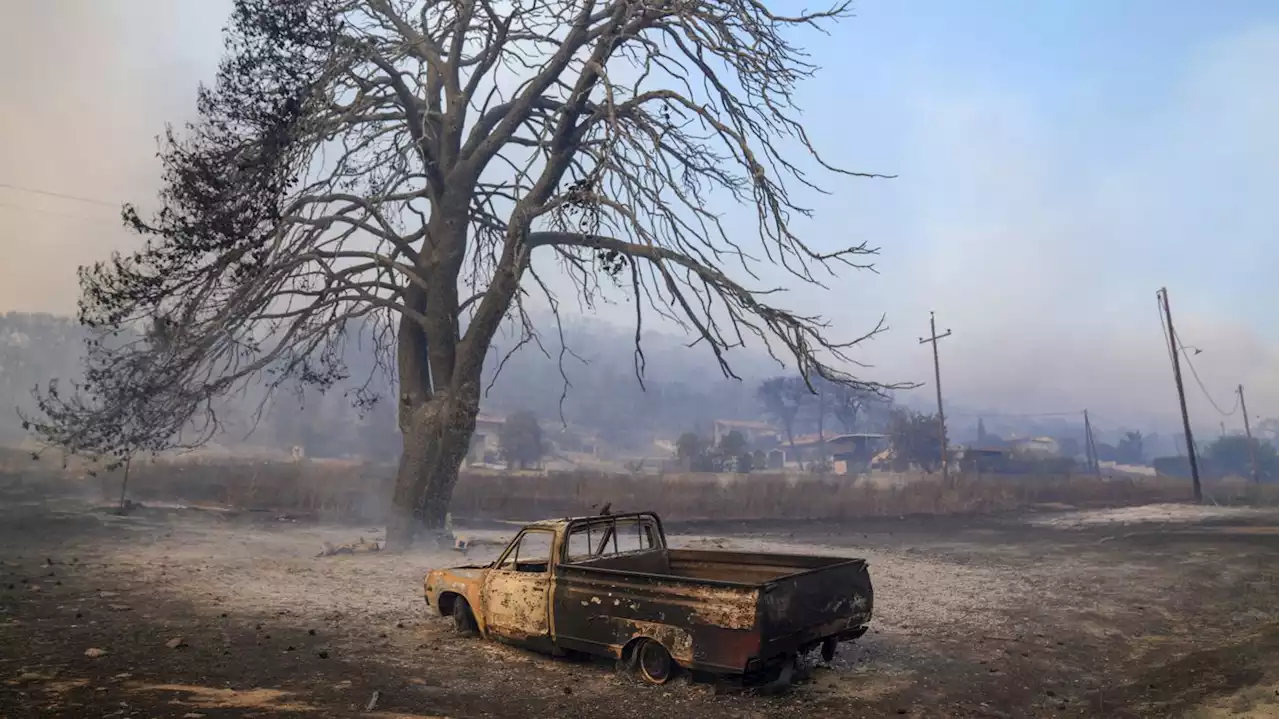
[28,0,892,548]
[756,376,811,456]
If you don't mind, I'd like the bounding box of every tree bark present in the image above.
[385,384,481,550]
[386,432,425,549]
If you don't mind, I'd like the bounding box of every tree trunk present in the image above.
[385,389,480,550]
[382,200,509,550]
[386,437,424,549]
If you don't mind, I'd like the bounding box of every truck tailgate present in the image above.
[758,557,873,649]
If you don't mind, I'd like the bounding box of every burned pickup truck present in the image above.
[423,512,872,686]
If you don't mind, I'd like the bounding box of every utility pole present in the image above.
[1083,410,1102,479]
[919,312,952,480]
[1239,384,1259,483]
[1157,287,1201,502]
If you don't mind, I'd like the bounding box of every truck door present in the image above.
[481,529,554,646]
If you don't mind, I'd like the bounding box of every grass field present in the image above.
[4,447,1270,528]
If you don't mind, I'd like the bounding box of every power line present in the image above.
[1156,293,1236,415]
[1171,327,1239,417]
[0,181,120,208]
[953,410,1152,433]
[0,200,115,224]
[1077,411,1142,434]
[949,410,1081,419]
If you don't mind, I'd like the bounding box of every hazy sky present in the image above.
[0,1,1276,433]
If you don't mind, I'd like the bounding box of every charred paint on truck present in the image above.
[423,512,873,685]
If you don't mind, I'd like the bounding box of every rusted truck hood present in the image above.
[426,566,487,593]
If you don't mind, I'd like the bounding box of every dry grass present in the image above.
[4,445,1273,523]
[447,470,1261,522]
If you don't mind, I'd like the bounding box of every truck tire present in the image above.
[451,597,478,636]
[756,655,795,695]
[636,639,675,685]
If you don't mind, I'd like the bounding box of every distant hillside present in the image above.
[0,311,782,458]
[479,315,779,446]
[7,311,1163,461]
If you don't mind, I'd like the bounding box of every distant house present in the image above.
[1010,436,1059,457]
[869,447,896,471]
[653,438,678,456]
[956,446,1008,473]
[1111,459,1161,477]
[467,414,506,465]
[555,429,600,456]
[766,449,786,470]
[784,433,888,473]
[712,419,779,446]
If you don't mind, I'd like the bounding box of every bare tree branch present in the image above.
[28,0,898,546]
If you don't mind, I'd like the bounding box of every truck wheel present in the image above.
[757,655,795,695]
[636,639,675,685]
[821,637,839,663]
[451,597,478,636]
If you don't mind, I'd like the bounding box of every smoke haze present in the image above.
[0,1,228,313]
[0,1,1275,437]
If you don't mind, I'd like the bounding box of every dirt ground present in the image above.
[0,486,1275,718]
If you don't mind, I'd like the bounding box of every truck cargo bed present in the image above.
[567,548,859,586]
[556,547,873,673]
